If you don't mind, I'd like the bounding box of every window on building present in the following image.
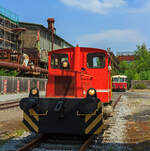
[54,37,61,46]
[0,40,4,49]
[0,18,4,26]
[0,29,4,38]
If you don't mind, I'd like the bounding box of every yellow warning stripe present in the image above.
[29,109,39,121]
[85,114,102,134]
[94,124,104,135]
[23,112,38,133]
[85,101,102,122]
[22,123,30,132]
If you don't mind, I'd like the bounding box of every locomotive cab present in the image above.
[20,46,111,136]
[46,46,111,102]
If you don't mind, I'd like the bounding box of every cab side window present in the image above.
[51,53,68,69]
[87,53,105,68]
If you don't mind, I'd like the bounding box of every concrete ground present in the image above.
[0,91,45,102]
[0,91,45,143]
[122,91,150,150]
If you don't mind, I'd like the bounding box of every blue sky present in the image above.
[1,0,150,53]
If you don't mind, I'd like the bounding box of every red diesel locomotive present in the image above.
[112,75,127,92]
[20,46,112,135]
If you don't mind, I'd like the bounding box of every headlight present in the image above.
[87,88,96,97]
[29,88,39,97]
[31,89,38,95]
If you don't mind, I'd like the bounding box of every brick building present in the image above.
[117,52,135,63]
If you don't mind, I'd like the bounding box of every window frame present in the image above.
[51,53,68,69]
[87,52,106,69]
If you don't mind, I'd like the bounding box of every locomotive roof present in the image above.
[112,75,127,78]
[48,47,108,55]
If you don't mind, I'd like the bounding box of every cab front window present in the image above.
[112,78,119,82]
[120,78,124,82]
[51,53,68,69]
[87,53,105,68]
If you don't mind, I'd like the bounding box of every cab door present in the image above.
[83,51,110,103]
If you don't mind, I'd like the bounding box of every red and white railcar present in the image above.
[112,75,127,91]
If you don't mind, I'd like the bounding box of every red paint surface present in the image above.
[112,82,127,91]
[3,80,7,94]
[28,80,30,92]
[37,80,39,89]
[17,80,20,93]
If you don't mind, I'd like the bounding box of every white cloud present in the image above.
[60,0,126,14]
[78,29,145,50]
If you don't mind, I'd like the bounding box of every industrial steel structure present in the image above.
[19,20,73,63]
[0,5,19,50]
[0,6,73,76]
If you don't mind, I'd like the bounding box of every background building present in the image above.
[0,6,73,70]
[0,5,19,50]
[117,51,135,63]
[19,21,73,63]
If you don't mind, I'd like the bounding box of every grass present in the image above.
[133,83,147,89]
[0,129,25,147]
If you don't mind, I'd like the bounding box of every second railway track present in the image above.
[0,101,19,110]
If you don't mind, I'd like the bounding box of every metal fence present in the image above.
[131,80,150,89]
[0,76,47,94]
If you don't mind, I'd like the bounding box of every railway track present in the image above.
[0,101,19,110]
[2,92,150,151]
[15,94,123,151]
[88,93,131,150]
[0,93,123,151]
[16,134,97,151]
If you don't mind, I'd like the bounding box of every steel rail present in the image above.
[79,135,95,151]
[0,101,19,106]
[0,101,19,110]
[17,134,46,151]
[112,94,122,110]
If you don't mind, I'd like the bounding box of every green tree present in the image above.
[118,43,150,87]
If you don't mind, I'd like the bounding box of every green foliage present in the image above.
[133,83,147,89]
[134,73,140,80]
[0,69,19,77]
[118,43,150,87]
